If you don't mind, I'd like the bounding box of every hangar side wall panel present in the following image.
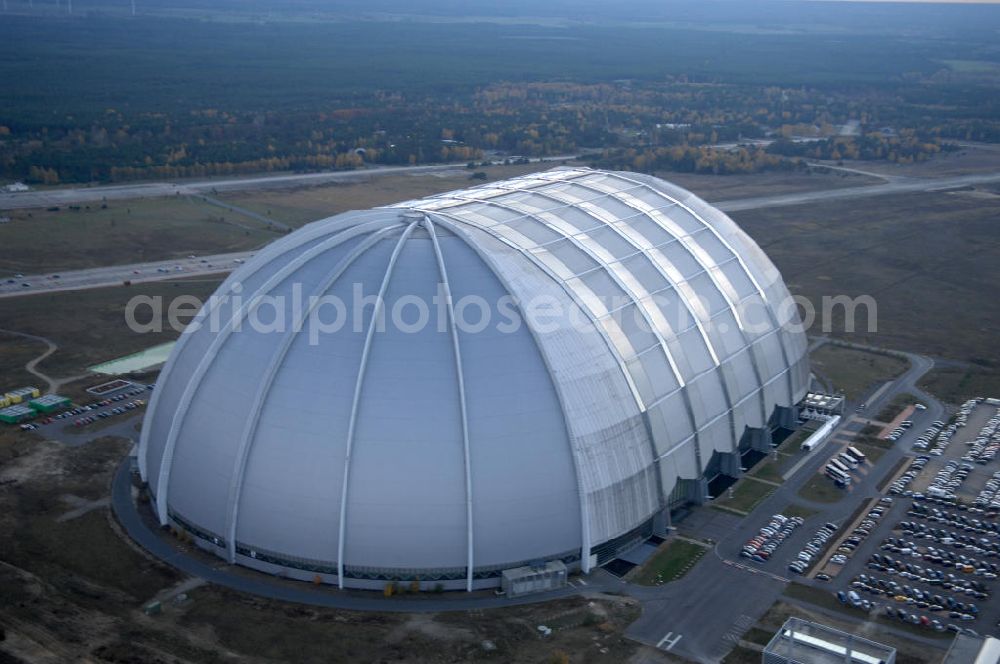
[167,240,362,535]
[143,232,349,495]
[456,225,659,546]
[440,236,582,567]
[344,237,467,570]
[233,240,397,563]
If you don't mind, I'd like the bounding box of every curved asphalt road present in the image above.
[106,338,950,662]
[110,459,615,613]
[623,341,949,661]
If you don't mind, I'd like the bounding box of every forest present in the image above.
[0,3,998,183]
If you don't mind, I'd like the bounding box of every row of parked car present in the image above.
[974,471,1000,511]
[741,513,803,563]
[925,460,975,501]
[909,500,1000,538]
[881,605,954,632]
[851,573,981,618]
[915,493,992,514]
[787,521,839,575]
[888,533,1000,579]
[914,419,949,452]
[885,418,915,443]
[835,589,971,633]
[965,408,1000,465]
[923,545,998,578]
[55,386,149,423]
[867,550,994,592]
[73,399,144,427]
[882,534,998,580]
[888,456,930,495]
[956,399,981,427]
[898,519,1000,558]
[831,503,889,568]
[868,549,994,590]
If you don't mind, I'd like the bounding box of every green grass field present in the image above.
[796,475,848,504]
[942,59,1000,74]
[777,426,817,453]
[0,333,46,390]
[712,477,776,515]
[855,442,887,465]
[632,539,709,586]
[221,162,572,228]
[0,277,223,379]
[749,457,786,484]
[736,190,1000,368]
[809,345,909,401]
[920,366,1000,405]
[0,197,275,277]
[876,392,917,423]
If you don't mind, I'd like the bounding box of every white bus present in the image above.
[829,459,850,475]
[826,465,850,482]
[846,446,867,463]
[838,453,859,470]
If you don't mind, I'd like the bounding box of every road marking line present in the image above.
[576,578,587,586]
[657,632,682,650]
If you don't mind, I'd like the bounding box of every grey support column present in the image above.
[747,427,773,453]
[719,451,743,478]
[684,477,712,506]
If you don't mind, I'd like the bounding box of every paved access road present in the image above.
[624,342,949,661]
[4,168,1000,300]
[0,157,581,211]
[0,251,253,299]
[109,459,615,612]
[0,164,464,210]
[99,338,948,662]
[716,170,1000,213]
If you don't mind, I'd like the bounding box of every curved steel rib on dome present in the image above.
[147,216,398,524]
[336,220,420,588]
[223,224,403,564]
[392,167,807,544]
[438,178,734,472]
[423,216,476,592]
[137,167,808,591]
[600,170,796,406]
[422,211,596,574]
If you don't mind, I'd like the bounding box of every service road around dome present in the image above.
[111,342,948,663]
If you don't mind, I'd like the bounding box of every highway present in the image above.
[716,169,1000,212]
[0,251,253,299]
[3,167,1000,300]
[0,157,579,211]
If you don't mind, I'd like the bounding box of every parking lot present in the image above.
[817,400,1000,636]
[17,383,151,432]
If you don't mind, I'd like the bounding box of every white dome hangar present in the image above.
[139,168,809,591]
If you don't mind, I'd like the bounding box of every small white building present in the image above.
[4,182,29,193]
